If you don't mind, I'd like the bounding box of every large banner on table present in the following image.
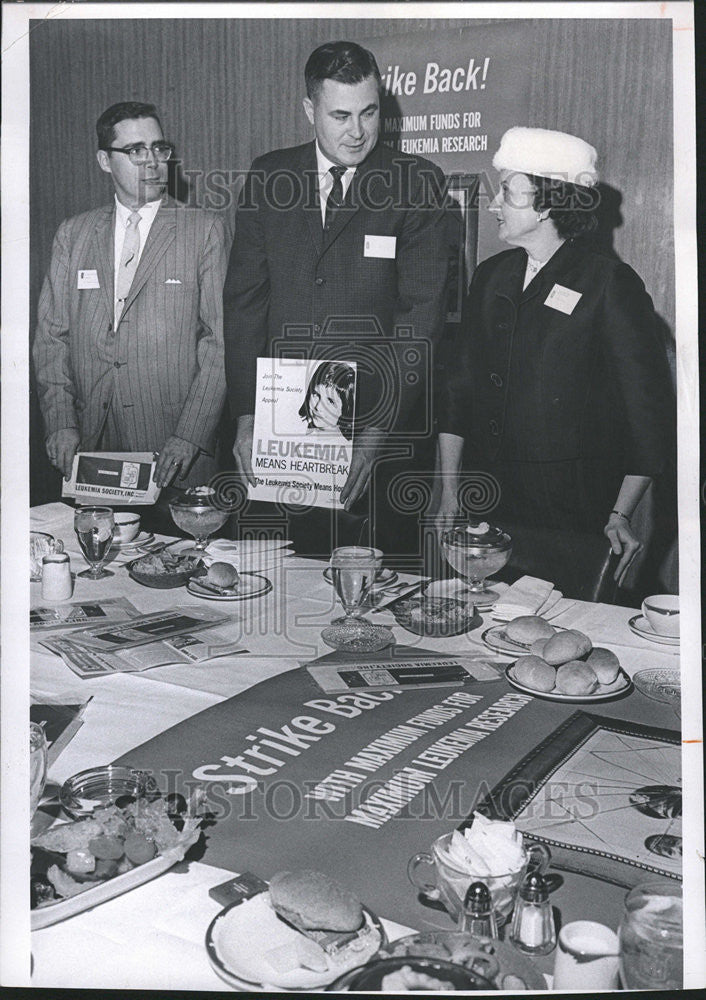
[117,666,575,929]
[366,22,532,288]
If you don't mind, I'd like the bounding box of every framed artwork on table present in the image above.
[472,712,681,888]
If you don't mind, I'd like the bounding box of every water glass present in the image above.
[30,722,48,817]
[321,546,392,652]
[74,505,115,579]
[619,880,683,989]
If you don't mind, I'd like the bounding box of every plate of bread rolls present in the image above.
[492,616,632,701]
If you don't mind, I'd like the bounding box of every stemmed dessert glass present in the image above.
[441,519,512,604]
[321,546,393,652]
[74,506,115,579]
[169,490,230,556]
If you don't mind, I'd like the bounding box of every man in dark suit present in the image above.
[33,101,227,489]
[224,42,449,555]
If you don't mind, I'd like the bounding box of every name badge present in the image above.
[77,269,100,289]
[364,235,396,259]
[545,283,582,315]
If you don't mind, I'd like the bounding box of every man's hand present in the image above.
[154,436,199,487]
[340,427,387,511]
[46,428,80,480]
[604,513,642,586]
[232,414,256,486]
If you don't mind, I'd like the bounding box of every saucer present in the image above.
[112,531,154,550]
[628,614,679,646]
[323,566,398,590]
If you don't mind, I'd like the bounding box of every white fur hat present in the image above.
[492,126,598,187]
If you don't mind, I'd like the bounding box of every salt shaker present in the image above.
[510,870,556,955]
[459,881,498,939]
[41,552,73,602]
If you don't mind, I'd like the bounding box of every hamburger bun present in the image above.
[207,561,240,589]
[513,655,556,692]
[555,660,598,695]
[505,615,555,645]
[586,647,621,685]
[543,630,592,665]
[529,637,550,657]
[269,870,364,933]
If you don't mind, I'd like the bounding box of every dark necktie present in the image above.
[324,165,346,233]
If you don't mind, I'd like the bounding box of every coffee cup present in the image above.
[408,831,549,925]
[641,595,679,637]
[113,511,141,544]
[30,531,63,581]
[553,920,619,990]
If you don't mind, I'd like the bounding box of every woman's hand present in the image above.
[604,512,642,585]
[433,487,460,537]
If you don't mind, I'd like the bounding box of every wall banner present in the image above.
[367,22,533,271]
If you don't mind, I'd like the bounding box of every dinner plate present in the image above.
[31,839,196,930]
[359,931,547,992]
[187,572,272,601]
[323,566,398,590]
[205,892,385,991]
[481,623,561,656]
[628,614,680,646]
[505,662,632,702]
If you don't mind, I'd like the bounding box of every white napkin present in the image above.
[30,502,75,529]
[203,538,294,573]
[492,575,555,621]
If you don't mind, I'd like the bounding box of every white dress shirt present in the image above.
[113,196,161,318]
[315,144,356,226]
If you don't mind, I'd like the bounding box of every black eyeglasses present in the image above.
[103,141,174,165]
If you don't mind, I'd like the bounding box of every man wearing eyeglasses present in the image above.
[33,101,227,488]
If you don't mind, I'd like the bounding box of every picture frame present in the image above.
[472,711,682,888]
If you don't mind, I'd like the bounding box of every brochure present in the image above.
[249,357,356,509]
[30,597,140,632]
[40,629,248,679]
[64,606,231,652]
[304,646,505,694]
[62,451,160,505]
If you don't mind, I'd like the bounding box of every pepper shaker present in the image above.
[41,552,73,602]
[510,870,556,955]
[459,881,498,939]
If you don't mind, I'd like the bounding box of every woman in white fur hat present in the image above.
[435,127,674,587]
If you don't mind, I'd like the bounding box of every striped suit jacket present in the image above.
[33,198,228,482]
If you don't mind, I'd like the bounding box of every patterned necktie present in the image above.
[324,166,346,233]
[115,210,141,322]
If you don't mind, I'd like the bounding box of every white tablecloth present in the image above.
[27,503,681,990]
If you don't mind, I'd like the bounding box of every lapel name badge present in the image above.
[545,283,582,316]
[77,269,100,289]
[364,235,397,259]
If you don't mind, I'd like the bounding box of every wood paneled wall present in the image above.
[29,15,674,501]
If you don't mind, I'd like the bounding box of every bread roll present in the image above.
[543,630,592,665]
[269,870,364,933]
[586,647,621,684]
[555,660,598,695]
[207,561,240,588]
[529,637,550,657]
[505,615,554,644]
[513,655,556,692]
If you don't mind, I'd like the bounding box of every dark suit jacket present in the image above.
[439,238,674,484]
[33,198,227,481]
[223,140,449,433]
